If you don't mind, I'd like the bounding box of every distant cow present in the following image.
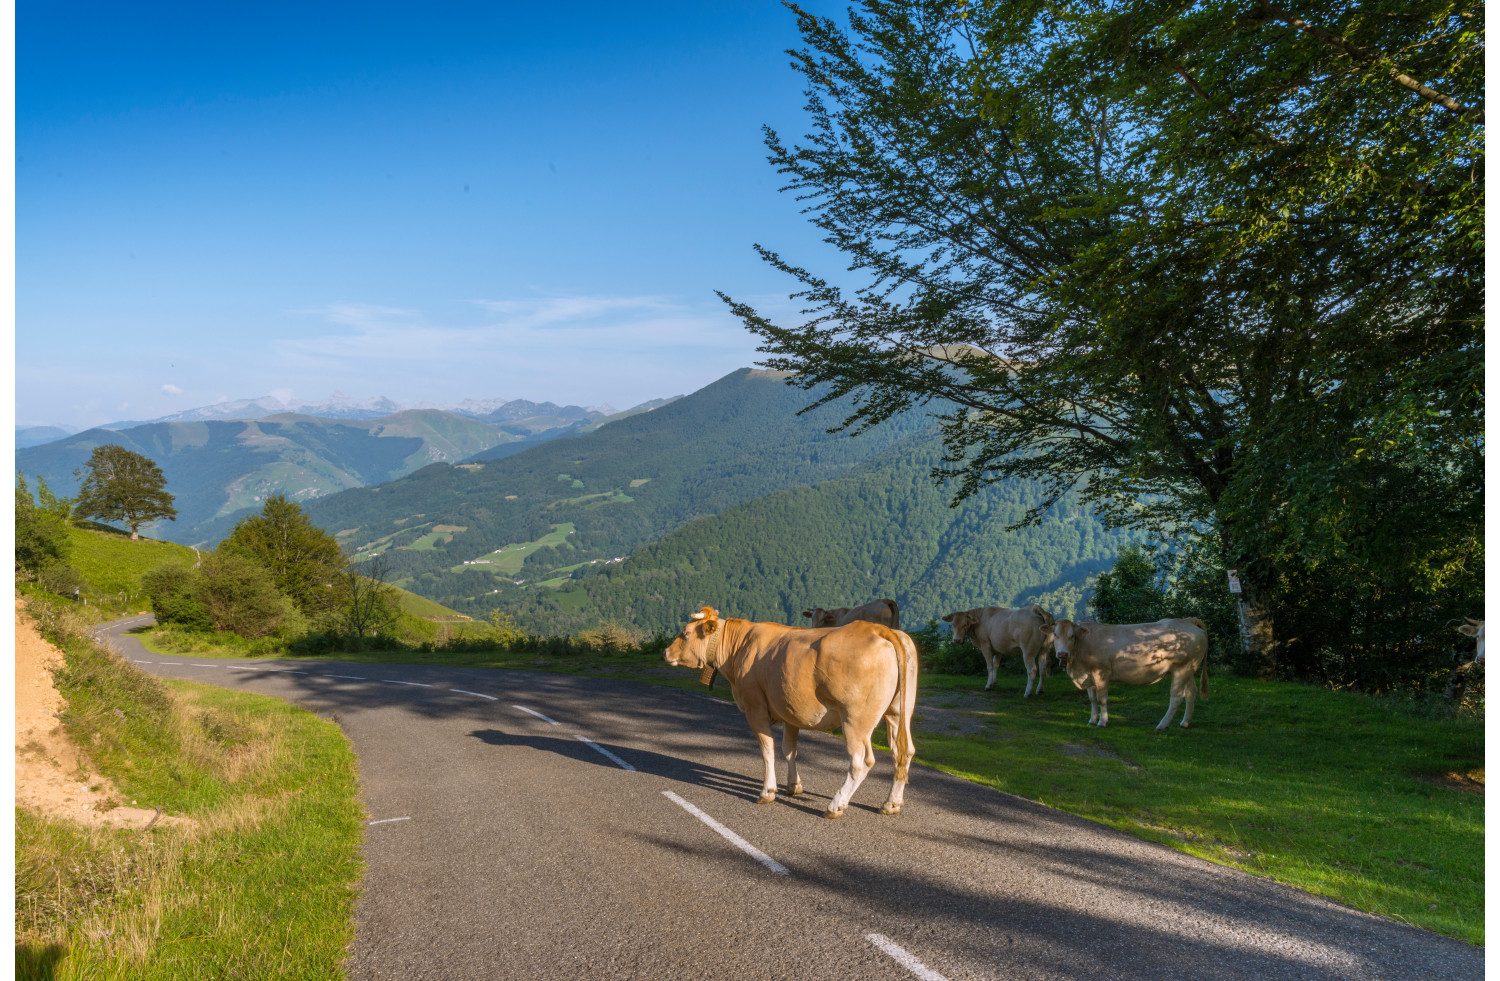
[942,605,1056,695]
[665,606,917,819]
[1457,618,1485,664]
[802,598,900,630]
[1049,618,1208,730]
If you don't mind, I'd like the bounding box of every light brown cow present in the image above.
[801,598,900,630]
[664,606,917,819]
[941,605,1056,695]
[1048,617,1208,730]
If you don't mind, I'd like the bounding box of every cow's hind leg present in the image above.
[824,730,875,819]
[1156,691,1183,731]
[1023,650,1040,697]
[752,722,778,804]
[1095,681,1111,727]
[782,725,803,796]
[1178,669,1200,728]
[879,707,914,815]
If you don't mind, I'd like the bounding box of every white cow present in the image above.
[941,605,1055,694]
[1049,617,1208,729]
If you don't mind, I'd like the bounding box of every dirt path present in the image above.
[14,598,168,829]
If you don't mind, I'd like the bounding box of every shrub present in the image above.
[576,621,642,654]
[909,618,986,676]
[195,553,290,638]
[36,563,84,598]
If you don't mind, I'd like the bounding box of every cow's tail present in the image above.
[886,598,901,630]
[888,628,918,781]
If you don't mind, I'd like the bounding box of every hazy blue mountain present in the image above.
[16,425,76,450]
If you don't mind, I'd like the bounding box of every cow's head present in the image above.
[1052,619,1087,668]
[1458,618,1486,664]
[802,607,839,629]
[1032,605,1057,644]
[941,609,979,644]
[665,606,723,670]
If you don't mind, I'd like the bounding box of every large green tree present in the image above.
[725,0,1481,684]
[73,445,178,541]
[222,494,347,619]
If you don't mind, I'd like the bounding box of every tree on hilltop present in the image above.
[74,445,178,540]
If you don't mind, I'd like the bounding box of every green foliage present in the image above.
[73,444,178,539]
[15,472,73,574]
[142,565,213,631]
[221,494,348,619]
[62,524,198,609]
[194,552,290,638]
[723,0,1481,687]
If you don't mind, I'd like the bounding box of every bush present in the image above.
[196,553,291,638]
[36,563,84,599]
[576,620,643,654]
[142,564,213,630]
[909,618,986,676]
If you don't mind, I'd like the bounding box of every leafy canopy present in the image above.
[74,444,178,540]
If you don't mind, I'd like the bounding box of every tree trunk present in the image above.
[130,524,140,541]
[1239,582,1278,680]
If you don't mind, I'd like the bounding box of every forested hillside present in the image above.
[293,368,1132,629]
[304,370,934,603]
[485,438,1135,633]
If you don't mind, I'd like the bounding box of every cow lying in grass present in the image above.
[802,598,900,630]
[665,606,918,819]
[1048,617,1208,730]
[942,605,1056,695]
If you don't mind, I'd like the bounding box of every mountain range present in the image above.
[15,397,676,545]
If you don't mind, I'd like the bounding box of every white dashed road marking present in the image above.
[327,675,368,681]
[384,680,432,687]
[514,705,560,725]
[661,791,788,876]
[368,816,412,826]
[451,689,498,700]
[576,736,635,771]
[865,934,951,981]
[193,664,219,667]
[227,666,263,671]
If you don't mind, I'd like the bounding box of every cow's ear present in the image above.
[940,613,953,622]
[1074,624,1089,636]
[1458,622,1480,638]
[702,618,719,635]
[801,610,813,619]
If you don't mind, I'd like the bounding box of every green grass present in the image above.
[66,524,198,602]
[125,611,1487,946]
[453,522,576,575]
[16,598,364,979]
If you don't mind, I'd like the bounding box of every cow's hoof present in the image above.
[756,792,776,805]
[789,783,804,797]
[879,802,902,815]
[1179,722,1191,729]
[822,807,845,820]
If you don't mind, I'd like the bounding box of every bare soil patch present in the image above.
[1414,770,1485,796]
[15,598,181,829]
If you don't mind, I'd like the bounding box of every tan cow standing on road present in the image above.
[665,606,918,819]
[941,605,1056,695]
[801,598,900,630]
[1048,618,1208,730]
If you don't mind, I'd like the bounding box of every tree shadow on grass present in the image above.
[15,943,66,981]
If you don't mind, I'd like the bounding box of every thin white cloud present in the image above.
[161,383,184,395]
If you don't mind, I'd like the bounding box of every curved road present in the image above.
[94,616,1481,981]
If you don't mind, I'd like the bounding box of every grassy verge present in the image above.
[16,599,364,980]
[135,629,1484,944]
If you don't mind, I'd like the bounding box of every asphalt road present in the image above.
[94,617,1483,981]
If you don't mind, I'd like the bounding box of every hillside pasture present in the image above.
[453,523,576,576]
[66,523,198,603]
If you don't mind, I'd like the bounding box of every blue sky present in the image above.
[17,1,848,429]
